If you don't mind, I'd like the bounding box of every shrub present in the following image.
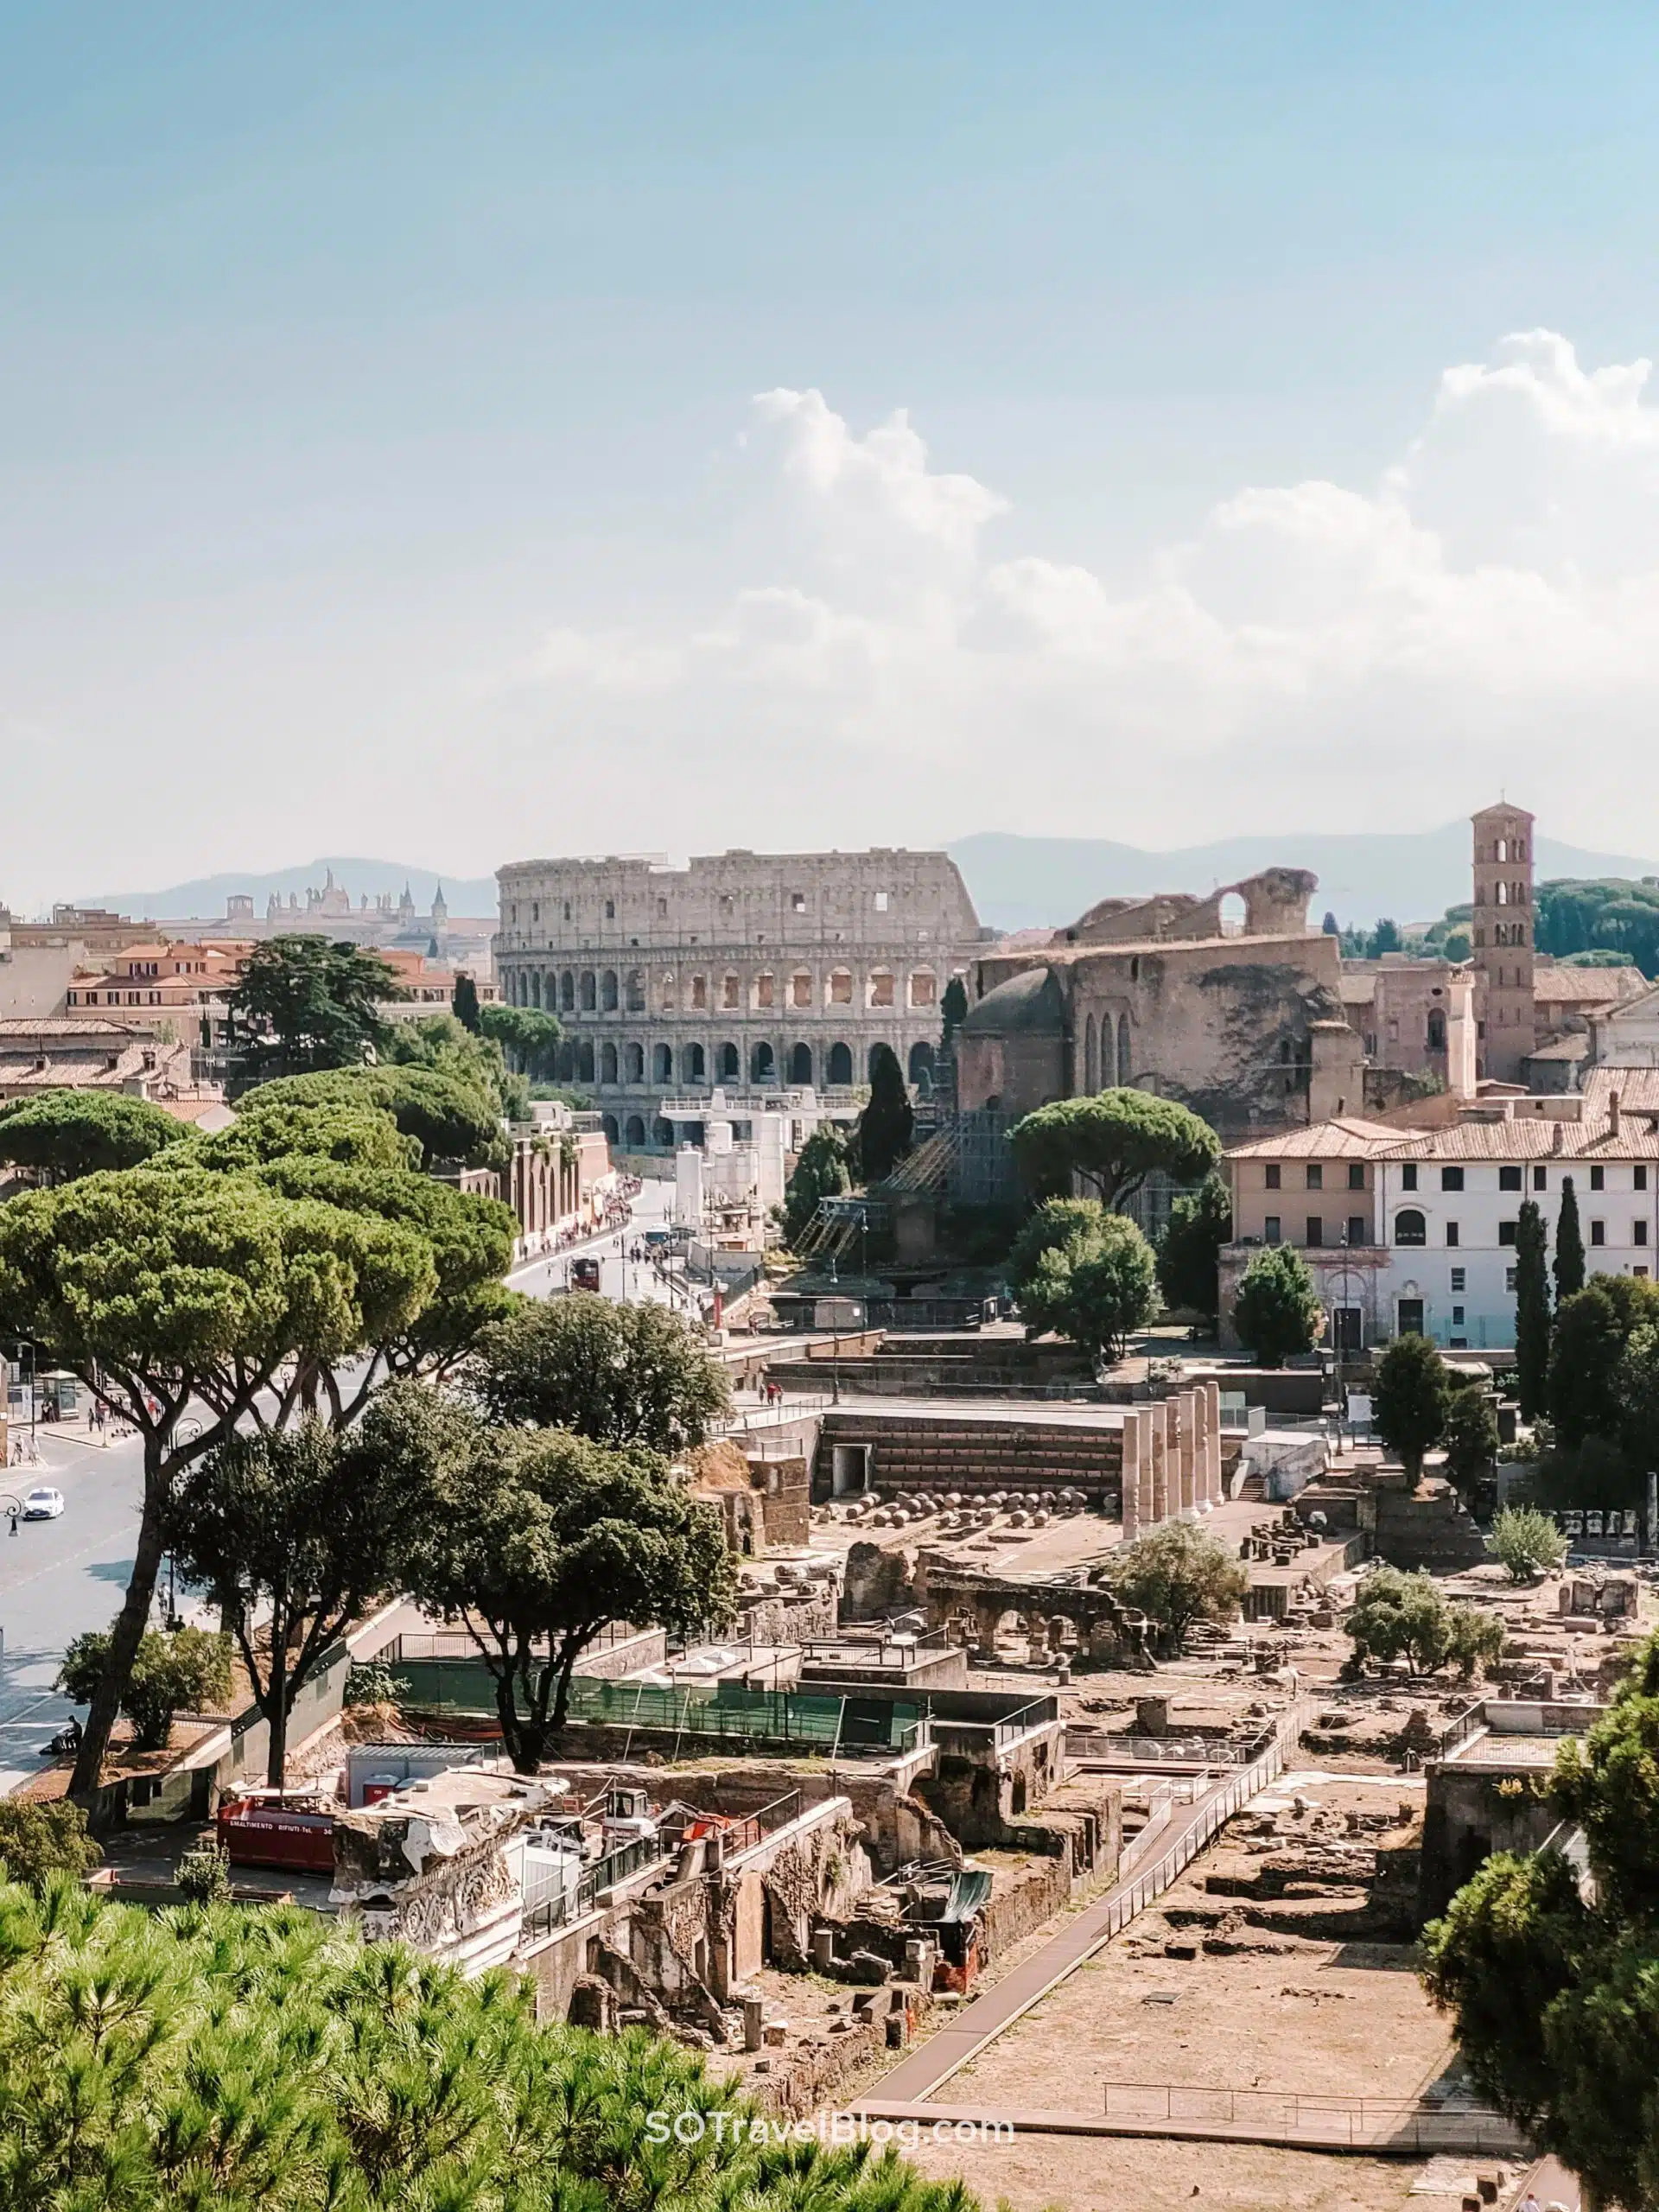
[0,1801,101,1892]
[1490,1505,1569,1582]
[175,1838,233,1904]
[1111,1522,1249,1649]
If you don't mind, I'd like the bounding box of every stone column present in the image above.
[1176,1391,1197,1517]
[1150,1402,1169,1525]
[1120,1415,1141,1542]
[1191,1387,1213,1512]
[1204,1378,1223,1507]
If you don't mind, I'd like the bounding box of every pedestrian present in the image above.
[1517,2194,1542,2212]
[8,1511,16,1538]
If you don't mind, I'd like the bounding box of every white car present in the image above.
[20,1486,64,1521]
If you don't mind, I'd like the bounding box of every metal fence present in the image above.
[1097,2082,1522,2155]
[561,1677,931,1754]
[1070,1731,1255,1767]
[521,1829,669,1943]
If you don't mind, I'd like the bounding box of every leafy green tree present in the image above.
[226,934,404,1078]
[1039,1217,1159,1363]
[1346,1566,1500,1677]
[451,971,482,1033]
[1007,1197,1109,1299]
[383,1011,530,1124]
[1370,917,1402,955]
[175,1837,233,1904]
[1373,1330,1448,1478]
[1489,1504,1569,1581]
[1616,1321,1659,1482]
[1157,1173,1232,1325]
[1320,910,1339,937]
[467,1293,731,1452]
[940,973,969,1046]
[0,1152,506,1798]
[195,1098,418,1173]
[780,1122,851,1244]
[1231,1243,1323,1366]
[1514,1198,1552,1422]
[240,1062,503,1168]
[479,1002,563,1082]
[0,1802,100,1893]
[1440,1385,1499,1503]
[0,1093,188,1183]
[1009,1090,1220,1211]
[1443,927,1472,962]
[1111,1522,1249,1650]
[855,1042,914,1183]
[165,1419,421,1788]
[1554,1175,1586,1300]
[1422,1631,1659,2209]
[0,1880,973,2212]
[58,1625,232,1751]
[394,1394,736,1764]
[1548,1283,1625,1450]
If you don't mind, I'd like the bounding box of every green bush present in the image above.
[1490,1505,1569,1582]
[0,1802,101,1893]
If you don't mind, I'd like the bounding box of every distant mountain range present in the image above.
[73,825,1659,937]
[947,826,1659,932]
[73,858,499,922]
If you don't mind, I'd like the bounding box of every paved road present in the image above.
[0,1423,147,1792]
[507,1178,703,1318]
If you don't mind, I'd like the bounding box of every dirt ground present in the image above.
[902,2126,1486,2212]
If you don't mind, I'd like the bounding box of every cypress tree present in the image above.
[1513,1197,1552,1423]
[1554,1175,1586,1302]
[451,973,482,1034]
[855,1044,914,1184]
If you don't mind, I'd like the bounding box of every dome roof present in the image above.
[960,965,1066,1038]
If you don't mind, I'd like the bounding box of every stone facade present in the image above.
[494,849,983,1150]
[954,869,1353,1149]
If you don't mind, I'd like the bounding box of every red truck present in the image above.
[217,1793,337,1875]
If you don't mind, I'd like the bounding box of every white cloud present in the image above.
[517,339,1659,849]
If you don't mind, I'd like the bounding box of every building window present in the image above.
[829,969,853,1006]
[1306,1217,1325,1248]
[563,901,571,920]
[909,969,938,1008]
[1638,1166,1649,1191]
[1592,1165,1605,1192]
[721,974,741,1010]
[1592,1220,1606,1246]
[791,891,806,912]
[1348,1163,1365,1190]
[1452,1305,1465,1326]
[1499,1165,1522,1192]
[868,970,895,1008]
[531,901,539,923]
[1402,1164,1418,1192]
[1265,1164,1281,1191]
[753,972,775,1010]
[1534,1165,1548,1190]
[1446,1221,1460,1247]
[1506,1265,1519,1292]
[1394,1210,1427,1247]
[1451,1268,1466,1292]
[1637,1221,1649,1246]
[1348,1215,1367,1246]
[791,971,812,1009]
[874,890,889,912]
[605,899,615,919]
[1441,1166,1464,1192]
[1264,1216,1281,1245]
[1306,1164,1323,1191]
[690,975,708,1010]
[1638,1266,1651,1280]
[1499,1220,1519,1246]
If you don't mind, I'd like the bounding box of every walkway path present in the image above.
[849,2094,1522,2159]
[858,1710,1302,2106]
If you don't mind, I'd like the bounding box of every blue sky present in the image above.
[4,3,1659,906]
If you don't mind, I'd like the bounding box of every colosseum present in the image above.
[493,849,987,1149]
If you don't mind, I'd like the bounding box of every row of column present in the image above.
[1120,1381,1224,1543]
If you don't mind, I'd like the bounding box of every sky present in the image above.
[6,3,1659,909]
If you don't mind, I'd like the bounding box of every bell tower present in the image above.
[1471,802,1536,1084]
